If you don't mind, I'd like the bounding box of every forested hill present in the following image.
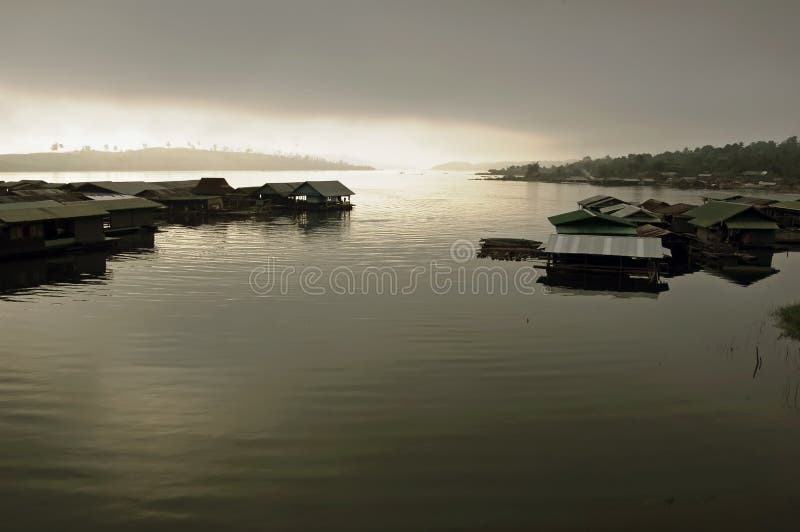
[0,148,374,172]
[494,137,800,180]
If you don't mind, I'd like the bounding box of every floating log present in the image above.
[478,238,546,261]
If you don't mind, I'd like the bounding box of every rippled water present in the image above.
[2,170,800,530]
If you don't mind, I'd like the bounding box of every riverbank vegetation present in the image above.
[774,303,800,340]
[488,137,800,191]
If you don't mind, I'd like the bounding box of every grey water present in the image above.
[2,170,800,531]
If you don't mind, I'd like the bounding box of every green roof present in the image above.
[684,201,778,229]
[548,209,638,235]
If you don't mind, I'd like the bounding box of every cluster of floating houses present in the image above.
[0,177,354,259]
[483,191,800,292]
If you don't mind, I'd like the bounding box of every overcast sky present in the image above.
[0,0,798,168]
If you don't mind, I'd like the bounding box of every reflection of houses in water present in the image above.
[0,232,155,295]
[0,252,107,293]
[698,249,779,286]
[294,209,351,232]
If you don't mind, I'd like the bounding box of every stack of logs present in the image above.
[477,238,546,261]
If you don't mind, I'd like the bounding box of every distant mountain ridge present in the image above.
[0,148,373,172]
[432,160,577,172]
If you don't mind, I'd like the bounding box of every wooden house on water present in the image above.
[683,201,779,247]
[0,200,109,258]
[288,181,355,209]
[762,200,800,243]
[138,188,224,213]
[255,182,303,206]
[542,233,671,286]
[73,196,163,234]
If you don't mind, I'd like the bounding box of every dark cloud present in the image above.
[1,0,798,156]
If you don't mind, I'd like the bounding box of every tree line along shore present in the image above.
[481,137,800,193]
[0,147,373,173]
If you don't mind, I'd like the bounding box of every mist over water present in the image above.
[2,170,800,530]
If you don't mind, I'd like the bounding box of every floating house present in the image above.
[70,181,166,196]
[74,196,163,234]
[191,177,234,196]
[0,200,109,258]
[288,181,355,209]
[138,188,224,212]
[255,182,303,206]
[542,233,670,284]
[764,200,800,228]
[548,209,638,236]
[683,201,779,247]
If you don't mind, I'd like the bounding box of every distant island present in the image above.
[0,147,374,172]
[484,137,800,192]
[432,159,576,172]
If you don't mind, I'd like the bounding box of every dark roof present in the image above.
[640,199,670,211]
[257,182,303,197]
[577,194,623,209]
[10,189,89,202]
[650,202,697,216]
[291,181,355,197]
[684,201,778,229]
[734,196,779,206]
[636,224,672,238]
[72,197,164,211]
[73,181,166,195]
[192,177,234,195]
[150,180,201,190]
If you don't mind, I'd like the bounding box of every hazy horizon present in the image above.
[1,0,798,169]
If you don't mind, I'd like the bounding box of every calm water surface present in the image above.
[2,170,800,530]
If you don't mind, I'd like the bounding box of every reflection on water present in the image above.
[0,231,154,296]
[0,252,107,293]
[2,171,800,531]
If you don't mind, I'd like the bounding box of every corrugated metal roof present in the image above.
[0,200,108,223]
[735,196,778,206]
[72,197,164,211]
[578,194,623,208]
[770,201,800,213]
[544,234,670,258]
[292,181,355,197]
[650,202,697,216]
[636,224,672,238]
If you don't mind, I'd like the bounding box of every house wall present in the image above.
[738,230,775,247]
[73,217,105,244]
[0,224,46,257]
[109,210,155,229]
